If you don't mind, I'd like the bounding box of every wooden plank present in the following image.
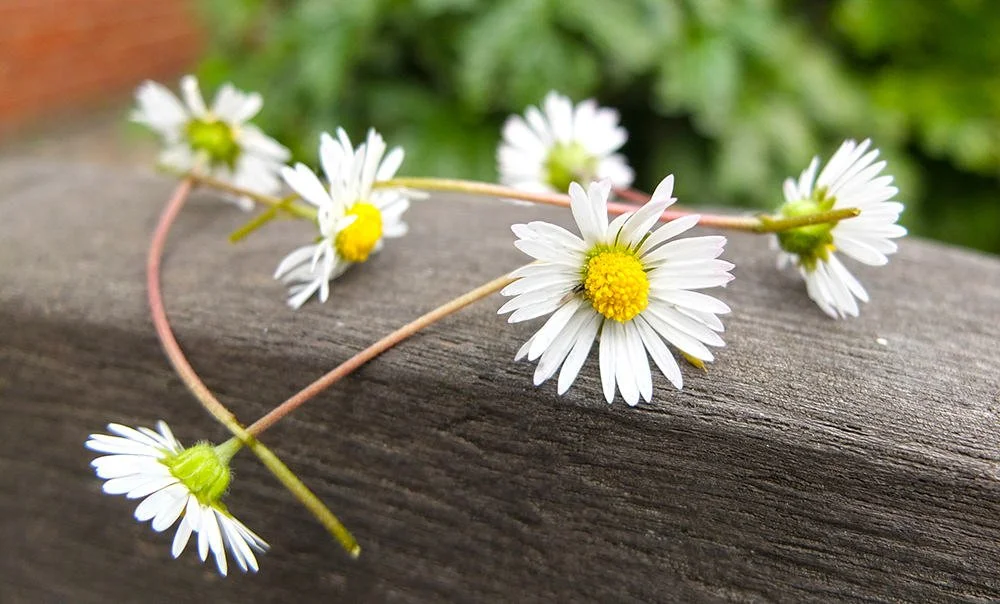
[2,160,999,602]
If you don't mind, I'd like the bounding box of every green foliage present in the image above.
[197,0,1000,253]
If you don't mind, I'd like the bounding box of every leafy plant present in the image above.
[196,0,1000,252]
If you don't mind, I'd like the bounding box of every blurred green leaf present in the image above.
[195,0,1000,253]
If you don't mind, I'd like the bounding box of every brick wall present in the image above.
[0,0,203,133]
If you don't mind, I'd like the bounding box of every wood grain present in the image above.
[2,160,999,602]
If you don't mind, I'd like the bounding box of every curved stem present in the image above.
[190,173,316,221]
[148,179,360,557]
[246,272,516,437]
[148,178,240,430]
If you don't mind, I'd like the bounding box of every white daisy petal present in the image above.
[230,517,269,553]
[204,509,229,576]
[377,147,405,181]
[101,475,167,497]
[654,289,731,315]
[826,253,869,303]
[624,321,653,403]
[635,316,683,389]
[239,125,290,162]
[219,515,252,573]
[171,515,194,559]
[197,515,211,562]
[282,164,332,208]
[150,485,189,532]
[92,455,166,479]
[233,92,264,123]
[599,323,618,404]
[210,84,244,121]
[507,297,569,324]
[588,180,612,236]
[569,182,602,244]
[132,81,189,138]
[557,314,601,395]
[108,423,170,449]
[638,214,702,256]
[180,75,207,117]
[533,305,593,385]
[649,303,725,347]
[618,194,670,248]
[643,307,714,362]
[528,298,585,361]
[514,239,581,265]
[613,322,641,406]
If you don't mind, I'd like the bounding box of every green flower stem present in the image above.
[245,271,517,437]
[613,185,861,233]
[189,172,859,235]
[228,195,299,243]
[755,208,861,232]
[214,436,244,464]
[148,178,360,557]
[188,173,318,221]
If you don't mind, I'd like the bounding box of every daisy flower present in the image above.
[132,75,290,210]
[772,138,906,318]
[498,91,634,193]
[499,177,734,406]
[85,421,267,576]
[274,128,416,309]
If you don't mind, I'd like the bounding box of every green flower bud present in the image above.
[776,188,837,271]
[162,442,234,505]
[185,118,240,170]
[544,142,598,192]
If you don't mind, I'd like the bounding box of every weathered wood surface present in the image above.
[2,160,1000,603]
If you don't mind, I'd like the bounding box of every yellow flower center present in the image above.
[582,248,649,322]
[335,202,383,262]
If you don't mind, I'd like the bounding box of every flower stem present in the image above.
[611,185,862,232]
[755,208,861,232]
[189,173,317,221]
[613,186,655,204]
[189,173,859,234]
[246,272,517,437]
[375,177,764,231]
[228,195,299,243]
[148,179,360,557]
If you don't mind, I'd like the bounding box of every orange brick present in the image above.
[0,0,204,130]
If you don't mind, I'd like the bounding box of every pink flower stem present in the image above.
[147,178,360,557]
[245,271,516,437]
[376,177,764,231]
